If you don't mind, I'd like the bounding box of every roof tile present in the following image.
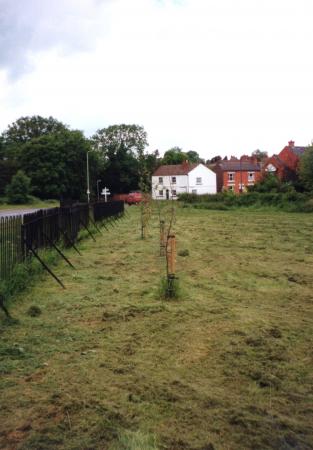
[153,163,199,176]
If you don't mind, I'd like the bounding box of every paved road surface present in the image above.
[0,208,40,218]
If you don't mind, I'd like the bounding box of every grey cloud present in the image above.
[0,0,112,77]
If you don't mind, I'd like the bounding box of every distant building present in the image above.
[263,141,306,181]
[152,162,216,200]
[214,156,261,193]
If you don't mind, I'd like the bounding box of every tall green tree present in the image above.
[162,147,187,165]
[208,155,222,164]
[299,146,313,191]
[185,150,204,163]
[92,124,148,193]
[20,130,98,200]
[252,149,268,162]
[1,115,68,160]
[2,115,68,145]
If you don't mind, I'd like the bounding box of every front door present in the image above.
[166,189,169,200]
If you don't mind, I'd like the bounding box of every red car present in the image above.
[126,192,142,204]
[112,192,142,205]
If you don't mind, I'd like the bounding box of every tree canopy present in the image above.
[252,149,268,162]
[92,124,148,157]
[20,130,96,200]
[1,115,69,161]
[207,155,222,164]
[185,150,204,164]
[299,146,313,191]
[2,115,68,145]
[162,147,186,165]
[92,124,149,193]
[161,147,204,165]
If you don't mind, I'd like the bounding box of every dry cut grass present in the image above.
[0,205,312,450]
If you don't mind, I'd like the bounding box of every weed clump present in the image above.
[114,430,159,450]
[268,327,282,338]
[27,305,42,317]
[178,249,190,257]
[159,276,180,300]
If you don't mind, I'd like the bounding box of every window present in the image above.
[192,189,197,194]
[228,172,235,182]
[159,190,163,197]
[196,177,202,185]
[266,164,276,172]
[159,177,163,184]
[172,190,177,196]
[171,176,176,184]
[228,186,234,191]
[248,172,255,181]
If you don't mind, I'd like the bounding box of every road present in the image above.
[0,208,40,218]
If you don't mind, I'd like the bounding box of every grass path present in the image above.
[0,206,312,450]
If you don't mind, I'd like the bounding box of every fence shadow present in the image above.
[0,201,124,288]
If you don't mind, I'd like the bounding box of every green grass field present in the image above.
[0,205,312,450]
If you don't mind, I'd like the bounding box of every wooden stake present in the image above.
[167,234,176,275]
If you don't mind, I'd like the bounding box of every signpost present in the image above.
[101,187,111,202]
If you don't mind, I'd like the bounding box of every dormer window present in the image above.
[248,172,255,181]
[265,164,276,172]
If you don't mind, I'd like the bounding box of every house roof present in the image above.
[263,155,287,171]
[153,163,199,176]
[291,146,306,156]
[216,160,261,172]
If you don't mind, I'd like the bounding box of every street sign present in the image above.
[101,187,111,202]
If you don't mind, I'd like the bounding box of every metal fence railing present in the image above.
[0,200,124,286]
[0,215,23,282]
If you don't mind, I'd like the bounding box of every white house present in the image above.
[152,162,216,200]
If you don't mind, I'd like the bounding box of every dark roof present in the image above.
[291,146,306,156]
[153,163,199,176]
[216,161,261,171]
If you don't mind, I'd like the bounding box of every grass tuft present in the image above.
[112,430,159,450]
[158,276,181,300]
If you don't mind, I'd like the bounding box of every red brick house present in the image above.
[263,141,306,181]
[214,156,261,193]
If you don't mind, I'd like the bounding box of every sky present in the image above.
[0,0,313,160]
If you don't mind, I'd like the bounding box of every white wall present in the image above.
[151,164,216,199]
[152,175,188,199]
[188,164,216,194]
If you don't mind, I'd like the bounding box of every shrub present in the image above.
[5,170,32,204]
[177,191,313,212]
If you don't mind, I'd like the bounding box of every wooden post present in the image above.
[160,220,165,256]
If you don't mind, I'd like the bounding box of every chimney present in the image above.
[288,140,295,148]
[182,159,189,169]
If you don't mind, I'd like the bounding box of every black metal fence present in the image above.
[0,201,124,285]
[0,215,23,281]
